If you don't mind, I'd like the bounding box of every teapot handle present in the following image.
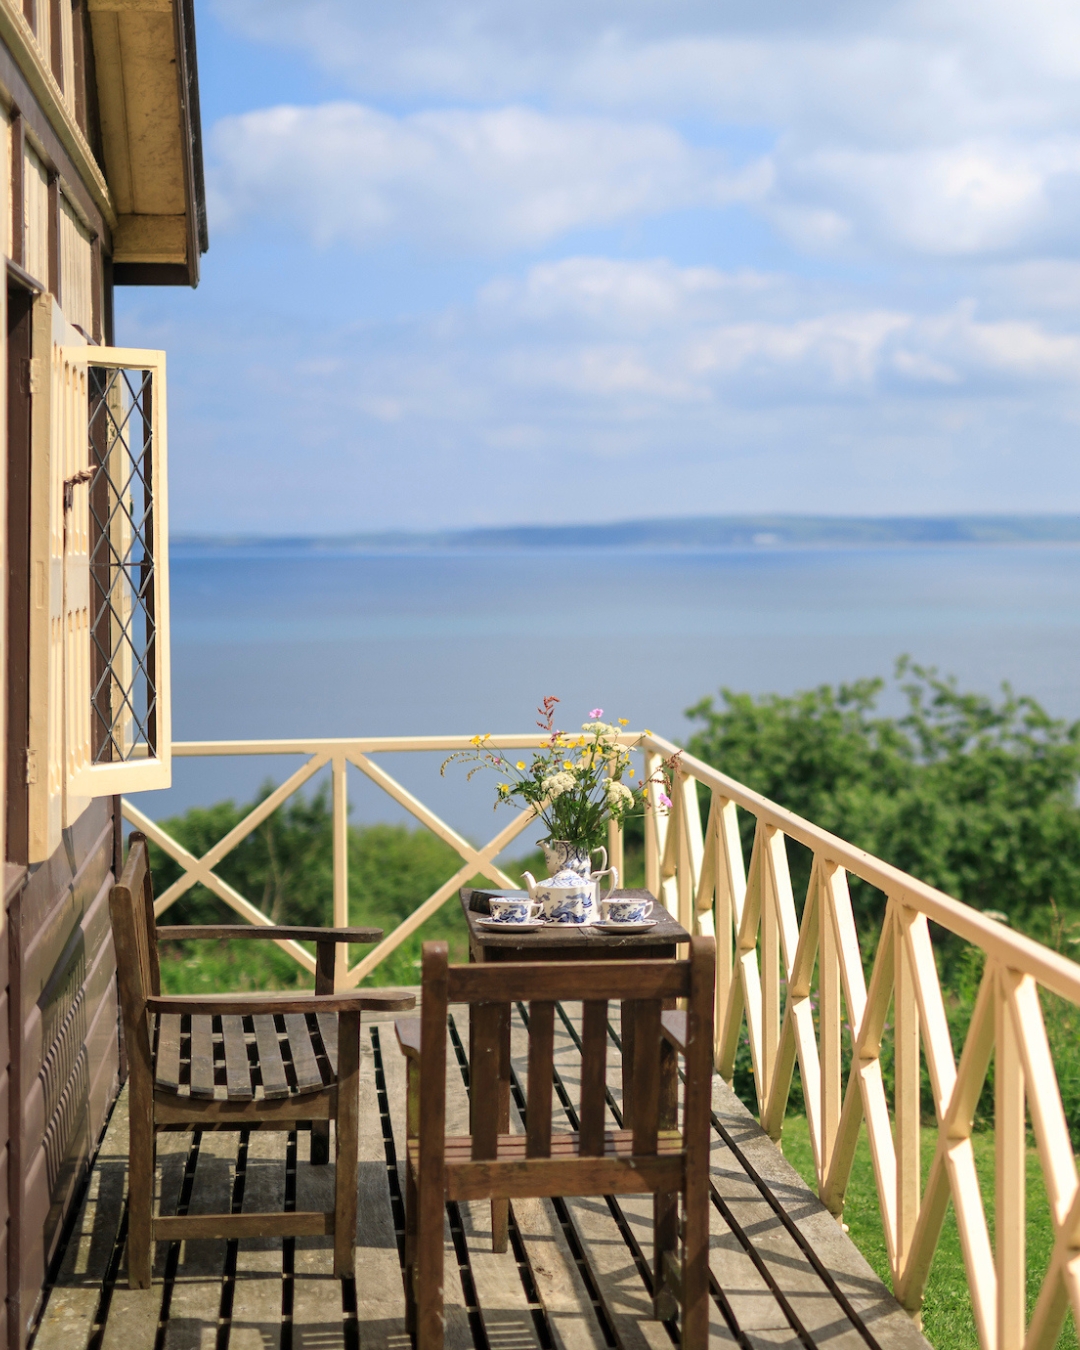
[592,866,619,901]
[591,845,608,874]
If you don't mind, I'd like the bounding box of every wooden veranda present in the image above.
[31,1000,929,1350]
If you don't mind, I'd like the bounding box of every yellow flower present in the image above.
[628,768,635,777]
[618,718,628,726]
[563,760,574,770]
[498,782,510,792]
[516,761,526,770]
[643,729,652,736]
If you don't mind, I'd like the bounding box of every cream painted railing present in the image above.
[124,731,1080,1350]
[644,731,1080,1350]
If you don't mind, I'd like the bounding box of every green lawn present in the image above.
[779,1116,1076,1350]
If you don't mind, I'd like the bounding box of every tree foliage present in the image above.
[685,659,1080,931]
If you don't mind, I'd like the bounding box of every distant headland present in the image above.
[171,515,1080,555]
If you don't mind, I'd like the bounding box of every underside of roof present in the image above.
[87,0,207,286]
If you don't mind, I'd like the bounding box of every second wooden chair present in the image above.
[396,936,715,1349]
[110,832,415,1286]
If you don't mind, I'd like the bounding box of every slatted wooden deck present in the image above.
[29,1000,932,1350]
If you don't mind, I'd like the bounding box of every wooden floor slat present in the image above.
[162,1130,237,1350]
[353,1024,410,1350]
[34,994,933,1350]
[379,1011,475,1350]
[445,1006,540,1350]
[231,1129,286,1350]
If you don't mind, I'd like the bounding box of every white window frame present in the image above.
[26,300,171,860]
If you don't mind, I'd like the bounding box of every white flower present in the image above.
[604,779,634,808]
[582,720,617,736]
[541,771,576,798]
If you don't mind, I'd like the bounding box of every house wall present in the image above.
[7,799,117,1342]
[0,9,122,1347]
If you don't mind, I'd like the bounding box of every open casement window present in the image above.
[28,303,171,858]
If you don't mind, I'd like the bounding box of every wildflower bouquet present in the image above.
[441,697,678,853]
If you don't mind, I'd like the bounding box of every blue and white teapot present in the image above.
[521,856,619,924]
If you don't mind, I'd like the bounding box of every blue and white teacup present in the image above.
[489,897,544,923]
[600,897,653,924]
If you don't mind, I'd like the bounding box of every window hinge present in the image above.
[25,749,37,785]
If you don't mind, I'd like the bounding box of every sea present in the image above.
[132,541,1080,853]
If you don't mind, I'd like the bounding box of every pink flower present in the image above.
[590,707,603,718]
[659,792,672,808]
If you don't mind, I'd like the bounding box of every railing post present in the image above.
[760,827,781,1109]
[332,751,349,988]
[819,862,842,1184]
[644,751,662,900]
[713,797,745,1068]
[895,907,920,1276]
[995,966,1026,1350]
[676,773,703,936]
[607,817,624,888]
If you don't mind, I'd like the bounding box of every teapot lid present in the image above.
[549,867,587,886]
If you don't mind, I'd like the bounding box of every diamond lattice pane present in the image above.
[88,366,157,764]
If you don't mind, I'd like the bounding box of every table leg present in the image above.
[468,941,480,1134]
[311,940,335,1164]
[654,1009,679,1316]
[491,1001,511,1252]
[621,999,636,1130]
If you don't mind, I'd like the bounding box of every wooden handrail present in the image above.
[642,732,1080,1005]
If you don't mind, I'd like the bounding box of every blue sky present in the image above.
[116,0,1080,534]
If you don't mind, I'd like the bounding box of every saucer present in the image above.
[594,919,658,933]
[477,918,546,932]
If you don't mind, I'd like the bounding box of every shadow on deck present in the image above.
[30,1000,933,1350]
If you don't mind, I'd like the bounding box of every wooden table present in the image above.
[459,887,690,1250]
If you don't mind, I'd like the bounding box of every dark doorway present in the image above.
[6,282,34,864]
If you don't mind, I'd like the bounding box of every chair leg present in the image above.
[404,1158,418,1336]
[654,1029,680,1318]
[681,1183,710,1349]
[416,1174,445,1350]
[311,1120,330,1165]
[653,1191,679,1321]
[491,1004,511,1253]
[334,1011,361,1278]
[127,1090,154,1288]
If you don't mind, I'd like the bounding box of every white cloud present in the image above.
[209,0,1080,262]
[214,0,1080,138]
[775,138,1080,257]
[471,259,1080,404]
[209,103,767,252]
[121,240,1080,533]
[478,257,780,331]
[144,2,1080,530]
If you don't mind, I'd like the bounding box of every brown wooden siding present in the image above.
[7,797,120,1347]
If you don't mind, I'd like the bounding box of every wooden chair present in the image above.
[396,936,715,1350]
[109,832,415,1286]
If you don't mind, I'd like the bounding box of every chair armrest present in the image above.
[147,990,415,1016]
[395,1018,422,1059]
[155,925,383,944]
[660,1010,688,1054]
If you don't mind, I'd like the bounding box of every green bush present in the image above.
[686,659,1080,934]
[685,662,1080,1142]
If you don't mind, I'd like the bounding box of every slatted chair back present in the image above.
[405,938,715,1349]
[418,938,713,1178]
[109,833,159,1044]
